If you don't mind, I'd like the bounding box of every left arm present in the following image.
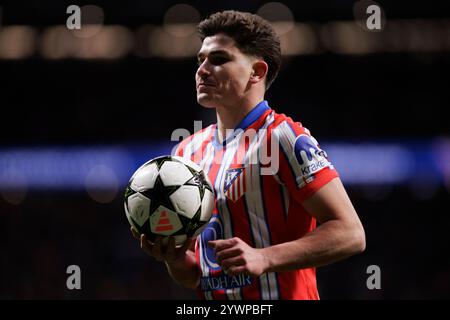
[209,177,366,276]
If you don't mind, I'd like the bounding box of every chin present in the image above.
[197,94,218,109]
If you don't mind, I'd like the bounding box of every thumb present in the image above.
[208,240,218,248]
[180,237,193,252]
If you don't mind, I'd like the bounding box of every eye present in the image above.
[197,58,205,67]
[209,56,228,66]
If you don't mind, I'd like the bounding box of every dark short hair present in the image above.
[198,10,282,90]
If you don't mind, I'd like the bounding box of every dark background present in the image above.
[0,0,449,299]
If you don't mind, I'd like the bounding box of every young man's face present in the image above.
[196,33,256,108]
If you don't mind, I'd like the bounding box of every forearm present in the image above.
[165,250,200,289]
[263,219,365,272]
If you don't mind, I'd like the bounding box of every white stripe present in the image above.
[241,113,279,299]
[227,113,276,299]
[281,182,289,218]
[198,233,209,277]
[214,140,242,300]
[266,271,279,300]
[247,140,271,299]
[226,289,237,300]
[184,128,239,299]
[264,114,281,299]
[184,126,213,159]
[274,121,306,187]
[215,144,238,239]
[246,114,275,247]
[198,234,213,300]
[205,291,213,300]
[239,171,244,196]
[200,143,215,172]
[197,144,216,300]
[186,137,214,287]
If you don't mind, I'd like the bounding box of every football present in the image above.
[124,155,214,245]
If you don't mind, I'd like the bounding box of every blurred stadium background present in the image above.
[0,0,449,299]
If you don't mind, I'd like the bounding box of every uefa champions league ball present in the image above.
[124,155,214,246]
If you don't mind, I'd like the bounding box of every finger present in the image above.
[140,234,154,256]
[226,266,248,277]
[179,237,194,253]
[140,234,147,248]
[160,237,170,251]
[131,226,139,240]
[220,256,245,270]
[165,236,176,257]
[152,237,163,261]
[141,234,162,261]
[216,247,241,263]
[140,234,155,247]
[208,239,235,251]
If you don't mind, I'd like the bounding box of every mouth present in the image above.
[197,82,216,89]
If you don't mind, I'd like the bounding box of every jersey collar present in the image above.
[213,100,271,148]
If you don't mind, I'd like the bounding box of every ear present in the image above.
[249,60,268,85]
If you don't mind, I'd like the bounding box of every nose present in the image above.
[196,60,210,79]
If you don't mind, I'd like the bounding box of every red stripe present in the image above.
[155,224,173,232]
[199,146,224,299]
[207,147,224,191]
[225,116,267,299]
[242,169,246,193]
[236,174,241,200]
[157,218,170,224]
[231,183,236,202]
[261,175,289,244]
[191,128,214,164]
[174,132,195,156]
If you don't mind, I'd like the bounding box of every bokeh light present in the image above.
[163,4,200,37]
[85,165,119,204]
[0,168,27,205]
[71,5,105,39]
[257,2,295,35]
[0,26,35,59]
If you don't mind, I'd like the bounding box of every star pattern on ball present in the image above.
[185,170,213,198]
[141,174,179,214]
[184,209,205,237]
[153,156,171,170]
[124,185,136,198]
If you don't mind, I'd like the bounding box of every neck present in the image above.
[215,96,263,143]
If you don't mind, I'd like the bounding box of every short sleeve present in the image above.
[272,119,339,203]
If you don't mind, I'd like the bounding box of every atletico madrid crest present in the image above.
[223,166,246,202]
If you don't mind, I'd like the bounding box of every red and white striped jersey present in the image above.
[173,100,339,300]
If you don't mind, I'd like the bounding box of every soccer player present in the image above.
[131,10,366,300]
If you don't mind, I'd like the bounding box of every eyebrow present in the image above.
[197,50,232,60]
